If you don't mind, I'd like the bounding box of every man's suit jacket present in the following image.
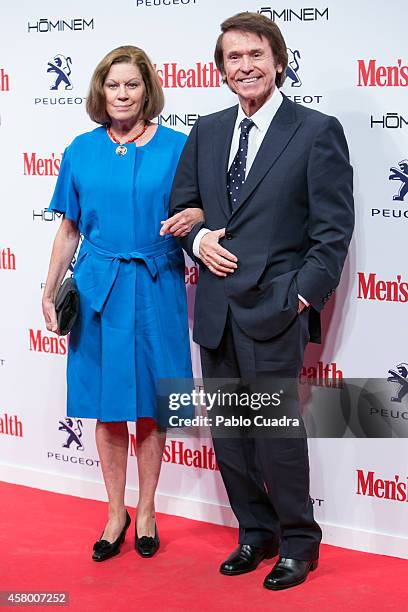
[170,94,354,350]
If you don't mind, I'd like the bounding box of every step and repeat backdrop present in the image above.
[1,0,408,558]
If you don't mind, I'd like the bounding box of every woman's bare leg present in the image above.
[136,418,166,537]
[95,420,129,542]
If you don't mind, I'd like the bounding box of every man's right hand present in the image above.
[199,228,238,277]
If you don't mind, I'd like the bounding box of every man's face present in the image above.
[222,29,281,108]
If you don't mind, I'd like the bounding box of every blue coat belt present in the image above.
[80,237,181,314]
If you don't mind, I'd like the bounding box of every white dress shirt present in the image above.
[227,87,283,176]
[192,88,308,307]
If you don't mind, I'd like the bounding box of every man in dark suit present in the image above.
[167,12,354,590]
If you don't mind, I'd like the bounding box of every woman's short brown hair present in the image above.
[214,12,288,88]
[86,45,164,124]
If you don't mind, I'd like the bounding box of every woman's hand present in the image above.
[160,208,204,237]
[42,297,59,334]
[42,217,80,336]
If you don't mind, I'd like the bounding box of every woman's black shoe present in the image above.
[92,510,131,562]
[135,523,160,558]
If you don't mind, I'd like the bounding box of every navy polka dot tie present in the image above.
[227,118,255,211]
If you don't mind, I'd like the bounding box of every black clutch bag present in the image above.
[55,277,79,336]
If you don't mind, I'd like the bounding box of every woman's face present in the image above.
[104,62,146,125]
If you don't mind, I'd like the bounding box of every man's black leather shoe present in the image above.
[220,544,278,576]
[92,510,131,562]
[263,557,318,590]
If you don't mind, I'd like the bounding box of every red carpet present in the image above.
[0,481,406,611]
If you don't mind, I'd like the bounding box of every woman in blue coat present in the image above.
[42,46,202,561]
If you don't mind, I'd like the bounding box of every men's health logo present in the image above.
[47,54,73,90]
[23,152,62,176]
[0,248,16,271]
[357,272,408,302]
[357,469,408,502]
[286,48,302,87]
[129,437,219,471]
[357,59,408,87]
[0,68,10,91]
[29,329,69,354]
[153,62,220,88]
[387,364,408,403]
[299,361,343,387]
[185,264,198,285]
[389,160,408,201]
[0,413,23,437]
[58,418,84,451]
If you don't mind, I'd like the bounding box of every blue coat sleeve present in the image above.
[48,145,80,225]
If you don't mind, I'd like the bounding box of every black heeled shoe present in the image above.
[92,510,131,562]
[135,522,160,558]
